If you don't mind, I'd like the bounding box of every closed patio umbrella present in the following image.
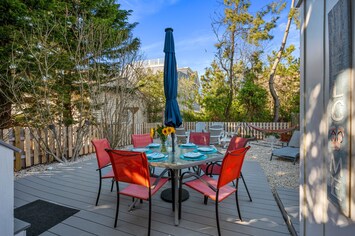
[163,27,182,152]
[161,28,189,203]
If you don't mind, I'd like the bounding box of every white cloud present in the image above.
[141,41,164,52]
[120,0,180,21]
[176,34,215,51]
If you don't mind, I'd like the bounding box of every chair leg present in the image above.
[235,179,242,221]
[178,175,182,220]
[204,195,208,205]
[114,182,119,228]
[215,192,221,236]
[171,170,175,212]
[270,154,273,161]
[148,196,152,236]
[240,172,252,202]
[95,171,102,206]
[110,178,114,192]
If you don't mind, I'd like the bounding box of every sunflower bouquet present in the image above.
[155,124,175,144]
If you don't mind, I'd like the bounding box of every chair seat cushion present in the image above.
[120,177,169,200]
[272,146,299,158]
[102,169,114,179]
[185,175,236,202]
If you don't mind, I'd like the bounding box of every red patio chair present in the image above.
[179,146,250,236]
[189,132,210,145]
[199,136,254,201]
[131,133,153,147]
[91,139,115,206]
[105,149,169,234]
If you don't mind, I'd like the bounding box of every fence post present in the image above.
[14,127,22,171]
[33,129,40,165]
[24,127,32,167]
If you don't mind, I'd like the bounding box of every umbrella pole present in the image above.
[171,133,175,152]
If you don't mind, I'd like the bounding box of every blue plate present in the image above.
[146,143,161,148]
[180,154,207,161]
[131,148,152,154]
[180,143,197,148]
[147,152,166,159]
[195,147,218,154]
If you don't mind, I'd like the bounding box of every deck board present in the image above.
[15,159,291,236]
[275,188,299,236]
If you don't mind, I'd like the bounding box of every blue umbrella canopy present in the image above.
[164,28,182,128]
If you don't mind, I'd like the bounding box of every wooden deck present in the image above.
[14,158,291,236]
[275,188,299,236]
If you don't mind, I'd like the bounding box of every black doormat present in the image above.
[14,199,79,236]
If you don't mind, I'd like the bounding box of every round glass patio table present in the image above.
[148,144,223,226]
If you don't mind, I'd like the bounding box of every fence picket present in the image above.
[68,126,73,158]
[25,128,32,167]
[14,127,22,171]
[33,129,40,165]
[2,121,292,170]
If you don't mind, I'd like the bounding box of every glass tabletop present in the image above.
[147,144,224,169]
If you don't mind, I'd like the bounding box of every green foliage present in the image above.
[199,61,231,121]
[1,0,140,127]
[137,70,165,122]
[237,78,271,121]
[264,45,300,121]
[207,0,285,120]
[177,71,199,114]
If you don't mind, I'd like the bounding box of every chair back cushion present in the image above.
[189,132,210,145]
[92,139,111,169]
[106,149,151,187]
[218,146,250,188]
[288,131,300,147]
[227,136,249,152]
[195,122,206,132]
[175,127,186,135]
[132,134,153,148]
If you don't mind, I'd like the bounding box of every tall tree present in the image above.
[209,0,285,120]
[1,0,140,161]
[0,0,27,128]
[137,70,165,122]
[268,0,296,121]
[200,61,231,121]
[265,45,300,121]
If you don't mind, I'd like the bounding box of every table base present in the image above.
[160,188,189,202]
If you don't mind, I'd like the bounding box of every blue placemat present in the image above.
[195,147,218,154]
[180,154,207,161]
[147,152,167,162]
[148,156,168,162]
[146,143,161,148]
[131,148,153,154]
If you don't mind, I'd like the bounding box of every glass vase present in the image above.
[161,142,167,153]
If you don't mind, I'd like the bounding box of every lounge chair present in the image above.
[270,130,300,164]
[195,122,207,132]
[175,127,187,144]
[209,127,224,145]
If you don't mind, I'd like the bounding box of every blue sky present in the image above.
[119,0,299,76]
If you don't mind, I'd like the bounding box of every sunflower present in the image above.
[166,127,174,134]
[162,128,169,135]
[150,128,155,138]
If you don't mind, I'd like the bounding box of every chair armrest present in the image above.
[96,163,112,171]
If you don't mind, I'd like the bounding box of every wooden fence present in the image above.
[1,121,292,171]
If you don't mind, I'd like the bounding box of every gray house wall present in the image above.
[298,0,355,235]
